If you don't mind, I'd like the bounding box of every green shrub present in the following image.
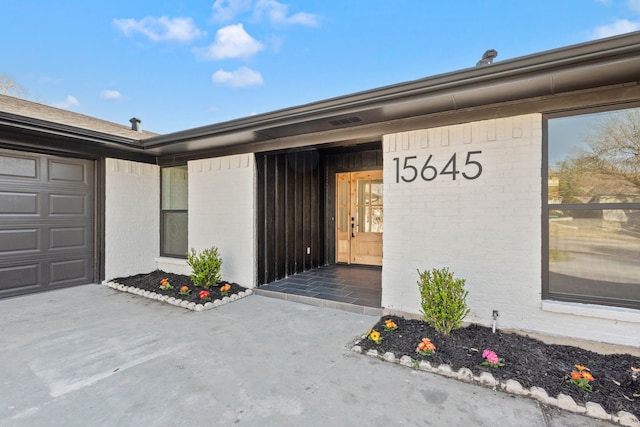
[187,247,222,288]
[417,267,470,336]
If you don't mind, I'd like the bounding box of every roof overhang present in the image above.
[144,31,640,163]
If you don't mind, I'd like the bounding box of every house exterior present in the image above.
[1,32,639,347]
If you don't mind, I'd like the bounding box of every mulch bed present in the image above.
[357,315,640,418]
[110,270,247,304]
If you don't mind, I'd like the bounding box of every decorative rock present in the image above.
[418,360,433,372]
[457,368,474,382]
[556,393,581,413]
[168,297,175,304]
[230,294,238,301]
[222,296,230,303]
[238,291,246,298]
[399,355,414,367]
[617,411,640,427]
[246,289,253,295]
[437,364,455,377]
[351,345,362,353]
[366,349,379,357]
[194,304,204,312]
[504,379,527,396]
[117,284,125,291]
[187,302,196,310]
[585,402,610,421]
[180,300,189,308]
[529,386,551,404]
[204,302,213,309]
[213,299,222,307]
[479,372,498,387]
[383,352,396,363]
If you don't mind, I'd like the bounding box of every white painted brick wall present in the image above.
[105,158,159,280]
[188,154,255,288]
[382,113,639,347]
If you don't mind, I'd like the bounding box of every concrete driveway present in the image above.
[0,285,615,426]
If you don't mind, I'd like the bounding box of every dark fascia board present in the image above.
[0,111,146,151]
[142,31,640,156]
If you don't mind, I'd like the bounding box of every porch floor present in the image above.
[254,264,382,316]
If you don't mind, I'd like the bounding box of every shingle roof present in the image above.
[0,94,158,140]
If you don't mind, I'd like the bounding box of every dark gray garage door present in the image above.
[0,148,94,298]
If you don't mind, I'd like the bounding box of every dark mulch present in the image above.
[111,270,248,304]
[357,315,640,418]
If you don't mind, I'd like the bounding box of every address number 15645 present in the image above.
[392,151,482,183]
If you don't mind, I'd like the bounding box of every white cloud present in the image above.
[629,0,640,13]
[100,90,122,100]
[212,0,252,21]
[591,18,640,38]
[113,16,205,42]
[211,66,264,87]
[194,24,264,60]
[254,0,319,26]
[53,95,79,109]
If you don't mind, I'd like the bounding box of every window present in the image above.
[544,106,640,309]
[161,166,188,258]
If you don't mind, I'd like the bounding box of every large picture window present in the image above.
[161,165,188,258]
[545,106,640,309]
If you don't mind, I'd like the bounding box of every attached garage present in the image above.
[0,148,95,297]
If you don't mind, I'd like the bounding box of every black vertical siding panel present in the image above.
[275,155,287,279]
[256,155,265,285]
[295,153,304,271]
[265,156,277,283]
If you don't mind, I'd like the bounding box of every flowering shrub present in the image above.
[383,319,398,331]
[199,290,211,302]
[481,349,505,367]
[220,283,231,296]
[416,338,436,356]
[570,365,595,392]
[159,278,173,291]
[179,286,191,296]
[367,329,383,344]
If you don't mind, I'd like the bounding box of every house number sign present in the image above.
[392,151,482,183]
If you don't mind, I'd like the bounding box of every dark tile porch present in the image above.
[254,264,383,316]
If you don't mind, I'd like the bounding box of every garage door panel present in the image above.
[0,228,39,253]
[0,264,39,291]
[50,227,86,249]
[0,191,39,214]
[49,160,87,183]
[49,194,87,216]
[0,153,39,179]
[50,258,89,284]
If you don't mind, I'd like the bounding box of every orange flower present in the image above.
[180,286,189,291]
[575,364,588,371]
[384,319,398,331]
[571,371,582,380]
[582,372,594,382]
[220,284,231,292]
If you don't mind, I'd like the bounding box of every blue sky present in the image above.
[1,0,639,134]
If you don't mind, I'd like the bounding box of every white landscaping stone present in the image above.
[585,402,610,421]
[230,294,238,301]
[222,296,230,303]
[617,411,640,427]
[556,393,581,413]
[194,304,204,312]
[457,368,474,382]
[246,289,253,295]
[187,302,196,310]
[529,386,551,404]
[418,360,433,372]
[180,300,189,308]
[168,297,175,304]
[204,302,213,309]
[479,372,498,387]
[437,364,454,377]
[383,352,396,363]
[366,349,379,357]
[213,299,222,307]
[351,345,362,353]
[504,379,527,395]
[238,291,246,298]
[399,356,414,367]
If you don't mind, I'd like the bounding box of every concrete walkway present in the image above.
[0,285,615,427]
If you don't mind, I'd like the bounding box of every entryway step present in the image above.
[254,288,383,317]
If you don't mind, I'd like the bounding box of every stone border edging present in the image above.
[351,345,640,427]
[102,280,253,311]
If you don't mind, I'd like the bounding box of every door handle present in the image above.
[351,219,355,237]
